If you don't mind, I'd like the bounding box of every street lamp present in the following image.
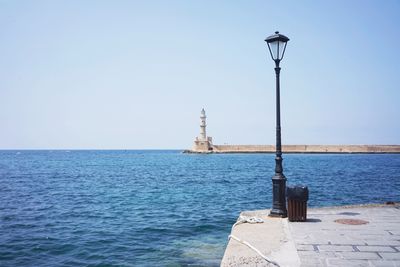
[265,31,289,218]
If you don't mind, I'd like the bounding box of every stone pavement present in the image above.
[221,204,400,267]
[290,204,400,267]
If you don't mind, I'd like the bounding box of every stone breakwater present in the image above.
[184,145,400,154]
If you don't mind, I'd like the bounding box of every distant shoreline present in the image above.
[184,145,400,154]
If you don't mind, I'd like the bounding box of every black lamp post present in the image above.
[265,31,289,218]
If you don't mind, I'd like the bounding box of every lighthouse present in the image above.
[193,108,213,152]
[199,108,207,141]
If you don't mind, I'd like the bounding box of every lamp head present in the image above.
[265,31,289,62]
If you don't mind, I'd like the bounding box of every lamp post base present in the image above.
[269,209,287,217]
[269,175,287,218]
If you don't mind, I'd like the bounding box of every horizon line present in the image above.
[1,144,400,151]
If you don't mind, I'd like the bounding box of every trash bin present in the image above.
[286,185,309,222]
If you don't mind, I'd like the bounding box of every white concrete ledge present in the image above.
[221,209,300,267]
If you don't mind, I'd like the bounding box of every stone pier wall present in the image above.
[212,145,274,153]
[185,145,400,154]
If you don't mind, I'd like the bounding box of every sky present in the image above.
[0,0,399,149]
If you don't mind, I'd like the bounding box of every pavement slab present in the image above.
[289,204,400,266]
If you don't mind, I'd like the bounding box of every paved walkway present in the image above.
[291,204,400,267]
[221,204,400,267]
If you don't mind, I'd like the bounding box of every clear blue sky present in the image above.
[1,0,399,149]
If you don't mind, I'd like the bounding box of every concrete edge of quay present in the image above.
[221,202,400,267]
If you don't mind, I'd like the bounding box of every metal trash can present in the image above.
[286,185,309,222]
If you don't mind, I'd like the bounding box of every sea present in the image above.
[0,150,399,266]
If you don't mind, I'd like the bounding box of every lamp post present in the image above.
[265,31,289,218]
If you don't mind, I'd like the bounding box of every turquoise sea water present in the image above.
[0,150,399,266]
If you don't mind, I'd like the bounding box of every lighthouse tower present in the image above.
[199,108,207,141]
[193,108,213,152]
